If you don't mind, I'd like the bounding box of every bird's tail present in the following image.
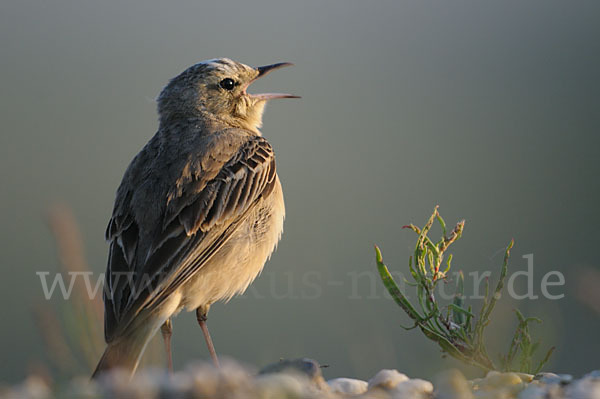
[91,332,150,379]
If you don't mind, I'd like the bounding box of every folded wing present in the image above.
[103,135,277,342]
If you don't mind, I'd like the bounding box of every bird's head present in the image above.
[157,58,298,134]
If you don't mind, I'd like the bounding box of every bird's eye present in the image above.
[219,78,236,91]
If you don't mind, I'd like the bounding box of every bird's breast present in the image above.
[179,176,284,310]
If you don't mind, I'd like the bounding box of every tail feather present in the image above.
[91,335,148,379]
[93,294,178,379]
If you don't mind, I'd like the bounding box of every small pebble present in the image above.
[534,372,573,386]
[518,384,547,399]
[483,371,523,388]
[433,369,474,399]
[327,378,368,395]
[567,376,600,399]
[391,378,433,398]
[368,369,409,390]
[517,373,534,383]
[534,372,559,381]
[584,371,600,380]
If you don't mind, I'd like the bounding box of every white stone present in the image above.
[327,378,368,395]
[584,371,600,380]
[567,377,600,399]
[391,378,434,398]
[368,369,409,390]
[518,385,547,399]
[433,369,474,399]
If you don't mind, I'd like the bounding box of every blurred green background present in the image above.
[1,0,599,383]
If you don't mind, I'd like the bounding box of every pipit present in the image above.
[92,58,298,378]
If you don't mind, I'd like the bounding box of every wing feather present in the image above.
[103,135,277,341]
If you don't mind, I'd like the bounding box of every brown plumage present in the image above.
[93,58,297,378]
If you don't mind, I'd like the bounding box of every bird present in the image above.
[92,58,298,378]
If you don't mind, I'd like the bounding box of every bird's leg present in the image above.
[196,305,220,368]
[160,319,174,374]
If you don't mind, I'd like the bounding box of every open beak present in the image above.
[249,62,300,100]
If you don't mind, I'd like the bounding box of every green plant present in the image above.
[375,206,554,374]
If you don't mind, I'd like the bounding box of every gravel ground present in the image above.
[1,358,599,399]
